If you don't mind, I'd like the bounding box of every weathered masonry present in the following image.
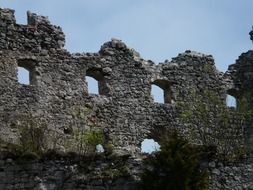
[0,8,253,190]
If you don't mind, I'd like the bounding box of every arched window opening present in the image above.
[86,68,108,95]
[17,67,30,85]
[151,80,172,104]
[226,94,237,108]
[151,85,164,103]
[141,139,160,154]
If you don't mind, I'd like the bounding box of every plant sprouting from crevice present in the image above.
[64,129,105,155]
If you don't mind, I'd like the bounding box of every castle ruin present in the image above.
[0,8,253,190]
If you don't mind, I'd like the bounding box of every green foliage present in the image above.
[65,129,105,155]
[0,115,48,160]
[177,90,217,144]
[237,93,252,121]
[177,89,252,162]
[66,104,107,155]
[72,105,92,120]
[141,131,209,190]
[105,143,114,156]
[85,130,105,146]
[102,165,130,180]
[18,119,47,157]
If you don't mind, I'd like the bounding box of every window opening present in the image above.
[226,94,236,108]
[86,76,99,94]
[17,59,36,85]
[17,66,30,85]
[86,68,108,95]
[96,144,104,153]
[141,138,160,154]
[151,84,164,103]
[151,80,172,103]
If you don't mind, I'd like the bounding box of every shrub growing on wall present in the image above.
[19,119,47,156]
[177,89,251,162]
[140,131,209,190]
[64,129,105,155]
[0,114,49,159]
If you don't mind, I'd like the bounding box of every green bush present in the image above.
[141,131,209,190]
[177,89,251,162]
[105,143,114,156]
[65,129,105,155]
[19,121,47,156]
[84,130,105,147]
[0,116,48,160]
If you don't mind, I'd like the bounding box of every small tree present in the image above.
[4,114,48,159]
[19,119,47,156]
[177,89,251,162]
[141,131,209,190]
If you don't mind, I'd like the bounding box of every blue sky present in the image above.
[1,0,253,72]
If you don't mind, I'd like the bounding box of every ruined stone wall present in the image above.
[0,155,253,190]
[0,154,142,190]
[225,50,253,152]
[0,8,247,153]
[0,8,252,190]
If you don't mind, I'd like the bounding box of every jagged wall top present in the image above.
[0,8,65,51]
[0,8,253,190]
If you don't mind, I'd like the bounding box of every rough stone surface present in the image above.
[209,158,253,190]
[0,154,142,190]
[0,8,252,189]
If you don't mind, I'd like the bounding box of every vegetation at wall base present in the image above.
[140,131,209,190]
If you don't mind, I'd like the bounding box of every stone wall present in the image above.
[0,154,252,190]
[0,8,252,189]
[225,50,253,152]
[0,154,142,190]
[209,157,253,189]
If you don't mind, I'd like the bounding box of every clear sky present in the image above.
[1,0,253,72]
